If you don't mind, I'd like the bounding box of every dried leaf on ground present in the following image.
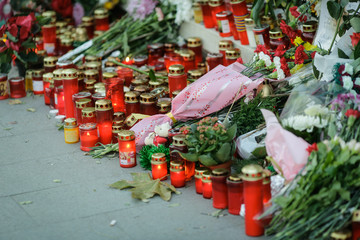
[168,203,180,207]
[19,201,33,205]
[27,108,36,112]
[110,172,180,202]
[8,121,17,124]
[202,209,227,218]
[8,99,23,105]
[3,127,13,131]
[53,179,62,183]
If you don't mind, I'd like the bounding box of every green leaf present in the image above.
[312,60,320,79]
[327,1,341,20]
[215,142,231,163]
[338,48,349,59]
[251,147,267,159]
[148,69,157,82]
[179,152,199,162]
[226,124,237,141]
[340,0,349,7]
[5,31,18,43]
[354,42,360,60]
[350,17,360,32]
[328,122,337,138]
[204,144,216,153]
[198,154,218,166]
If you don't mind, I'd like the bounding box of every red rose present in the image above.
[52,0,73,18]
[274,45,287,57]
[350,32,360,47]
[306,143,318,155]
[345,109,360,118]
[294,45,308,64]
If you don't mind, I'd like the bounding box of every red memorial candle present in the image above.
[9,77,26,98]
[95,99,114,144]
[242,164,264,237]
[179,49,196,73]
[53,69,63,110]
[187,37,202,66]
[62,68,79,118]
[75,98,92,125]
[79,123,99,151]
[42,73,52,104]
[118,130,137,168]
[170,160,186,188]
[32,69,44,95]
[56,86,65,116]
[199,0,216,28]
[82,107,96,124]
[206,53,223,72]
[82,16,95,39]
[211,168,230,209]
[219,40,233,64]
[170,134,195,181]
[202,171,212,199]
[225,48,241,66]
[230,0,250,45]
[253,24,270,49]
[103,77,126,113]
[168,65,187,98]
[125,91,140,117]
[352,210,360,240]
[215,11,237,38]
[42,24,56,56]
[133,55,148,68]
[209,0,226,31]
[139,93,158,116]
[151,153,168,181]
[44,56,57,73]
[227,174,243,215]
[302,21,318,44]
[269,28,290,51]
[94,8,109,31]
[195,167,208,194]
[117,67,133,87]
[147,43,164,66]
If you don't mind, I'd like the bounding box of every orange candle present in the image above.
[151,153,168,180]
[118,130,137,168]
[170,160,185,188]
[202,171,212,199]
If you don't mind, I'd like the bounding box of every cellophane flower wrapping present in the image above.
[131,63,263,150]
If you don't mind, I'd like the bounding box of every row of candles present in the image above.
[192,0,318,50]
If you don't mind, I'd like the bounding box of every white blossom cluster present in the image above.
[160,0,193,25]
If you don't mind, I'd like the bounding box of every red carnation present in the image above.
[52,0,73,18]
[345,109,360,118]
[294,45,308,64]
[236,57,244,64]
[7,23,18,37]
[280,57,290,76]
[306,143,318,155]
[290,6,307,22]
[280,20,298,39]
[254,44,269,55]
[274,45,287,57]
[350,32,360,47]
[311,51,317,59]
[338,64,345,75]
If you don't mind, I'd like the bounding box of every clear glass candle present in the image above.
[225,48,241,66]
[9,77,26,98]
[94,8,109,31]
[82,107,96,124]
[32,69,45,95]
[230,0,250,45]
[118,130,137,168]
[125,91,140,117]
[170,160,186,188]
[242,164,264,237]
[95,99,113,144]
[211,168,230,209]
[227,174,243,215]
[195,167,208,194]
[151,153,168,180]
[75,98,92,125]
[187,37,202,66]
[206,53,223,72]
[62,69,79,118]
[64,118,79,144]
[202,171,212,199]
[42,24,57,56]
[79,123,99,151]
[168,64,187,98]
[103,77,126,113]
[245,18,257,47]
[42,73,52,105]
[140,93,158,116]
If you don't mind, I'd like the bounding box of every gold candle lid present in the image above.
[79,122,97,130]
[157,100,171,113]
[61,37,73,46]
[42,11,56,23]
[84,69,99,79]
[26,70,33,78]
[53,69,63,80]
[77,71,85,80]
[169,64,185,76]
[82,16,94,25]
[94,82,105,89]
[151,153,167,163]
[149,80,163,89]
[62,68,77,79]
[103,72,117,80]
[241,164,263,181]
[134,85,149,93]
[113,111,126,121]
[202,170,212,182]
[44,56,58,67]
[187,37,202,47]
[303,20,318,33]
[32,69,44,78]
[105,61,116,68]
[173,134,186,147]
[211,168,229,176]
[230,0,245,3]
[85,61,101,70]
[94,30,105,37]
[131,78,147,86]
[85,55,101,63]
[170,160,184,172]
[95,99,113,111]
[228,174,242,182]
[219,40,234,51]
[330,230,352,240]
[195,167,208,178]
[353,210,360,222]
[179,49,195,61]
[125,91,139,103]
[43,73,53,83]
[112,124,123,133]
[85,79,96,87]
[94,8,109,19]
[269,28,284,39]
[225,48,241,59]
[75,27,88,42]
[140,93,156,104]
[75,98,92,108]
[64,118,77,128]
[164,42,177,52]
[118,130,135,141]
[209,0,224,7]
[188,69,203,79]
[82,107,96,117]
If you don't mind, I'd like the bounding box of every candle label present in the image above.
[0,81,8,97]
[65,129,79,143]
[54,93,58,104]
[119,151,136,166]
[32,81,44,92]
[44,43,55,54]
[218,20,231,34]
[254,34,264,45]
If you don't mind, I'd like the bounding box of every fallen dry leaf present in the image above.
[19,201,33,205]
[53,179,62,183]
[8,99,23,105]
[8,121,17,124]
[3,127,13,131]
[27,108,36,112]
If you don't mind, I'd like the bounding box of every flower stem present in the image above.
[328,8,345,54]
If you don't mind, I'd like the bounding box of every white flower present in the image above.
[354,142,360,153]
[355,78,360,86]
[344,63,354,75]
[304,104,329,116]
[282,115,328,133]
[342,76,354,90]
[277,67,285,80]
[273,56,281,68]
[171,0,192,25]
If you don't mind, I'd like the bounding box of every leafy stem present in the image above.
[328,7,345,53]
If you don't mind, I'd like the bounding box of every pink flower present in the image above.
[72,3,85,26]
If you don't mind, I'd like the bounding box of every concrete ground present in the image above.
[0,94,270,240]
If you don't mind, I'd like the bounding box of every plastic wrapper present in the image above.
[236,128,266,160]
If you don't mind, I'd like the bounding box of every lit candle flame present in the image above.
[125,57,130,62]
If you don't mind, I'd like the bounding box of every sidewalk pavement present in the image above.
[0,95,270,240]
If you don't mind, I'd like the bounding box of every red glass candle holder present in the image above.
[202,171,212,199]
[263,171,272,205]
[231,0,250,45]
[209,0,226,31]
[95,99,114,144]
[170,160,186,188]
[86,62,102,83]
[53,69,63,110]
[199,0,215,28]
[44,56,57,73]
[133,55,148,67]
[187,37,202,66]
[75,98,92,125]
[215,11,237,38]
[170,134,195,181]
[269,28,290,50]
[48,82,55,109]
[92,92,106,103]
[219,40,233,63]
[164,52,176,71]
[82,107,96,124]
[253,24,270,49]
[56,86,65,115]
[103,77,126,113]
[42,24,56,55]
[73,91,92,112]
[0,74,9,100]
[118,130,137,168]
[84,69,99,83]
[206,53,223,72]
[157,99,171,114]
[62,69,79,118]
[43,73,52,104]
[9,77,26,98]
[195,167,208,194]
[225,48,241,66]
[60,38,73,55]
[117,67,133,87]
[227,174,243,215]
[242,164,264,237]
[353,210,360,240]
[168,65,187,98]
[32,69,45,95]
[211,168,230,209]
[82,16,94,39]
[151,153,168,180]
[94,8,109,31]
[125,91,140,117]
[56,60,77,70]
[147,43,164,66]
[64,118,79,144]
[140,93,158,116]
[302,20,318,44]
[79,123,99,151]
[168,54,184,70]
[179,49,196,73]
[112,125,123,143]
